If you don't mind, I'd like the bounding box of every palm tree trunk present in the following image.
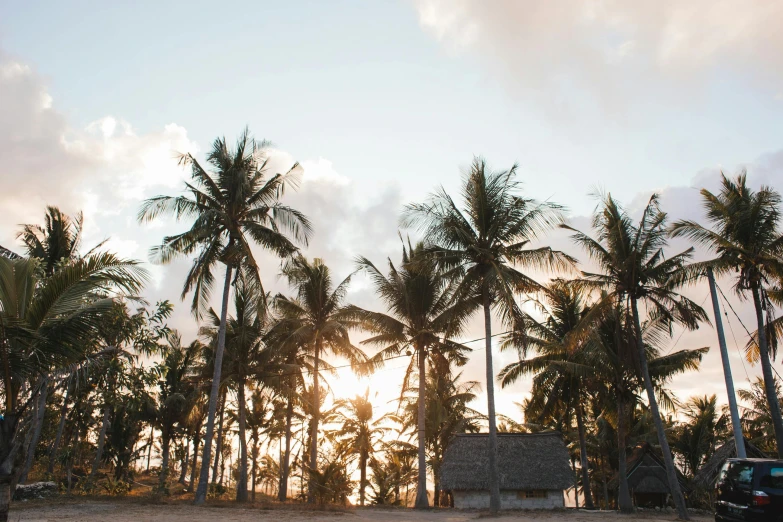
[19,381,48,484]
[178,439,189,484]
[571,455,579,508]
[308,336,321,504]
[252,437,258,502]
[48,381,70,474]
[707,268,746,458]
[575,401,595,509]
[752,286,783,457]
[631,298,689,520]
[212,394,225,485]
[359,450,367,506]
[236,380,248,501]
[188,432,200,493]
[415,343,429,509]
[159,430,171,493]
[616,396,633,513]
[89,404,111,482]
[278,393,293,501]
[482,287,501,513]
[146,426,154,472]
[195,264,233,504]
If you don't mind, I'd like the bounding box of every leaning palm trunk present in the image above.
[47,382,70,474]
[212,394,225,485]
[194,265,233,504]
[359,450,367,506]
[752,286,783,457]
[89,404,111,483]
[178,439,189,484]
[278,394,294,501]
[188,433,200,492]
[482,289,501,513]
[19,381,48,484]
[415,343,429,509]
[159,430,171,493]
[616,397,633,513]
[631,299,689,520]
[236,380,248,501]
[575,402,595,509]
[308,338,321,504]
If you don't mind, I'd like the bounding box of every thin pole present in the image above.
[707,267,746,458]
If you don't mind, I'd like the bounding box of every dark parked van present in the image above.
[715,458,783,521]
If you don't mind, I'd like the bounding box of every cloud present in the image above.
[412,0,783,112]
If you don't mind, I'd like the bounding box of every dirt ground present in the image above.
[9,499,715,522]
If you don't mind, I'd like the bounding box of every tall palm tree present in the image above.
[347,239,474,508]
[402,157,573,512]
[0,253,146,521]
[274,256,368,502]
[332,390,393,506]
[498,280,596,509]
[138,129,311,504]
[563,193,708,520]
[670,172,783,457]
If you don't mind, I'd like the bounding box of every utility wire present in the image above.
[260,330,512,380]
[719,290,751,382]
[666,291,710,355]
[715,281,783,381]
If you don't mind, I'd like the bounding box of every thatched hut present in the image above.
[693,438,766,490]
[440,432,573,509]
[610,442,690,508]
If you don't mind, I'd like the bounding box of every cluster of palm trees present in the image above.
[1,128,781,521]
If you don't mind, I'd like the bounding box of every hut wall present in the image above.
[453,489,564,509]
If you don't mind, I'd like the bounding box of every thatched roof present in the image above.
[610,442,690,494]
[440,432,573,491]
[0,245,21,259]
[692,438,767,489]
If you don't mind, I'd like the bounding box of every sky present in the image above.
[1,0,783,433]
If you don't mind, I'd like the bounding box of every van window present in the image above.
[759,467,783,489]
[717,462,730,484]
[727,462,754,487]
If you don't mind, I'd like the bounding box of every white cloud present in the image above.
[412,0,783,110]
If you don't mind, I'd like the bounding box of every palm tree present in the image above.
[200,272,272,501]
[153,332,200,493]
[274,256,368,502]
[348,239,473,508]
[402,157,573,512]
[670,172,783,457]
[332,390,393,505]
[17,206,102,276]
[0,253,146,521]
[400,368,482,506]
[498,280,596,509]
[563,193,708,520]
[138,129,311,504]
[671,395,729,477]
[739,377,783,455]
[581,301,705,511]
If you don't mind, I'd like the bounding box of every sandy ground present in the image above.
[9,499,715,522]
